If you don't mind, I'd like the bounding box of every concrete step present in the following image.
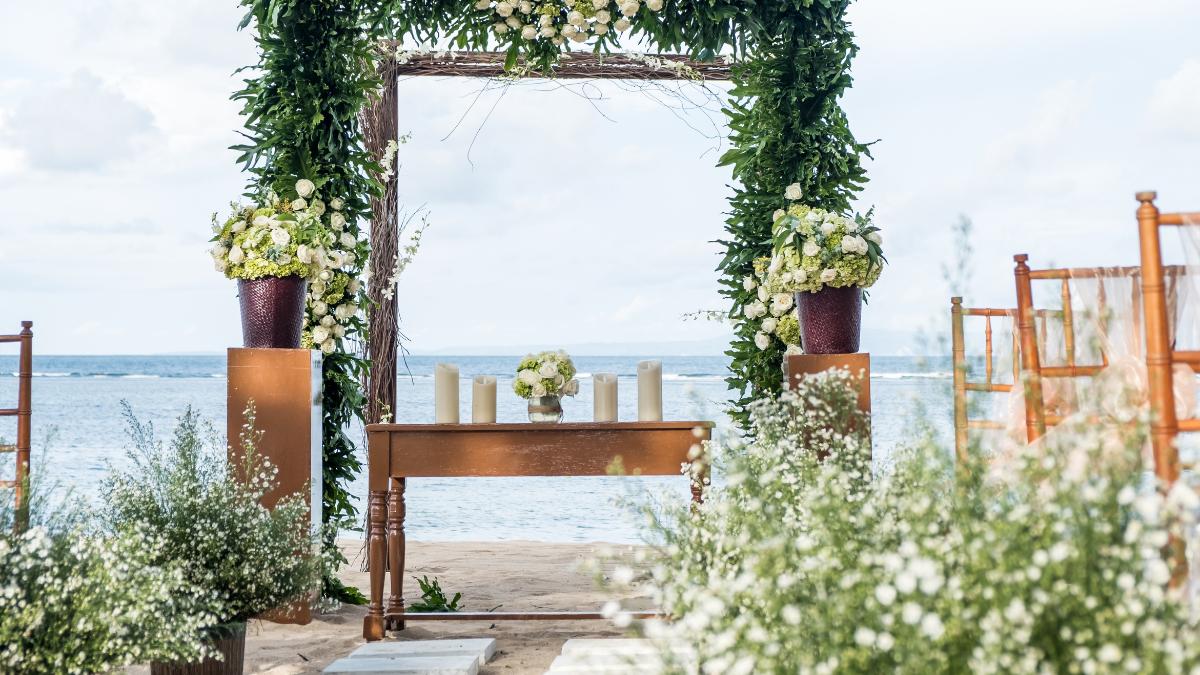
[349,638,497,666]
[545,652,664,674]
[323,654,479,675]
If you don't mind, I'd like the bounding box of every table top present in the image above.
[366,421,714,433]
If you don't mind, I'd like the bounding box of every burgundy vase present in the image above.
[795,286,862,354]
[237,277,307,349]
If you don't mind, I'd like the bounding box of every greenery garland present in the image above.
[229,0,866,598]
[234,0,386,602]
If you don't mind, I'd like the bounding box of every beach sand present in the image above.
[132,540,652,675]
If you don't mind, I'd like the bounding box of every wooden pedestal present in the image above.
[785,353,872,413]
[227,348,322,625]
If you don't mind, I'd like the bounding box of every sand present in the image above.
[170,540,651,675]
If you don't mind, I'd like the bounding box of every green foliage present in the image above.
[103,404,321,625]
[623,374,1200,673]
[407,575,463,613]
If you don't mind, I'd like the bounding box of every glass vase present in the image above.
[527,395,564,423]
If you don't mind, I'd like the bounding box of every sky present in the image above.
[0,1,1198,356]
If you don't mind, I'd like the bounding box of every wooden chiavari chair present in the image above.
[1135,191,1200,489]
[1011,258,1156,443]
[951,298,1019,463]
[0,321,32,532]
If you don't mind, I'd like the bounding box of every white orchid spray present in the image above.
[513,350,580,400]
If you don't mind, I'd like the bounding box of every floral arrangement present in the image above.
[513,350,580,400]
[474,0,664,45]
[605,372,1200,673]
[742,184,885,351]
[104,405,321,628]
[0,525,215,674]
[210,178,364,354]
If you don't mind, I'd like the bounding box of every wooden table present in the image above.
[362,421,713,641]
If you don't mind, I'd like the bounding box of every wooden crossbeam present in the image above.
[395,611,663,622]
[383,47,733,81]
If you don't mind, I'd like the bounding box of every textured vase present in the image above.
[528,395,564,423]
[151,623,246,675]
[795,286,862,354]
[238,277,307,349]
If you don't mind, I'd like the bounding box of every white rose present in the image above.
[311,281,326,295]
[820,268,837,283]
[532,383,548,398]
[270,228,291,246]
[770,293,793,316]
[321,339,336,355]
[757,285,769,302]
[506,16,521,28]
[784,183,803,201]
[494,22,509,34]
[320,315,335,327]
[772,209,786,223]
[592,0,607,7]
[647,0,663,9]
[313,301,328,316]
[228,246,245,263]
[253,215,271,227]
[820,221,837,236]
[793,268,808,283]
[841,235,864,254]
[539,362,559,378]
[568,10,585,26]
[334,303,358,320]
[333,325,346,338]
[521,24,538,39]
[213,258,227,272]
[561,23,578,36]
[291,198,307,211]
[340,232,356,248]
[754,332,770,350]
[329,198,344,211]
[309,199,326,217]
[802,240,820,258]
[312,326,331,344]
[539,14,553,26]
[348,279,361,294]
[744,301,767,320]
[475,0,491,9]
[231,219,246,233]
[595,9,611,23]
[343,251,357,266]
[520,0,533,12]
[295,179,315,198]
[762,317,778,334]
[593,23,609,35]
[296,245,313,264]
[614,17,631,31]
[866,230,882,246]
[620,1,639,17]
[496,1,514,17]
[319,269,332,281]
[210,243,228,259]
[743,276,757,291]
[519,369,540,385]
[563,379,580,396]
[539,25,557,38]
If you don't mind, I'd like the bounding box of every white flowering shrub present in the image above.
[513,350,581,399]
[620,372,1200,674]
[104,405,321,627]
[0,524,214,674]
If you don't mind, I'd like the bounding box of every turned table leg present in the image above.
[363,490,387,641]
[386,477,406,631]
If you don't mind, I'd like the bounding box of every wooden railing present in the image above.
[0,321,32,531]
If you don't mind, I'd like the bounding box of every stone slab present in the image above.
[349,638,497,665]
[545,653,663,675]
[323,654,479,675]
[561,638,695,658]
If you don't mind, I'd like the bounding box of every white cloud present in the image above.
[4,71,157,171]
[1148,59,1200,140]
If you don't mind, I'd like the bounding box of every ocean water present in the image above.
[0,354,953,543]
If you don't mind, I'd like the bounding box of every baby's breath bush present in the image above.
[622,372,1200,674]
[0,518,213,673]
[104,404,321,628]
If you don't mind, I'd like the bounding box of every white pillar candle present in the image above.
[472,375,497,424]
[594,373,618,423]
[434,363,460,424]
[637,360,663,422]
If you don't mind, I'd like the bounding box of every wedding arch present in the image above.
[234,0,868,599]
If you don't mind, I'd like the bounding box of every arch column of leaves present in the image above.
[236,0,866,600]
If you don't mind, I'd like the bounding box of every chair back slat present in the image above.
[951,297,1018,462]
[3,321,32,532]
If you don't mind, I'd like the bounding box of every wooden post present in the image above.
[951,298,968,463]
[1013,254,1047,442]
[1137,191,1180,487]
[385,477,405,631]
[14,321,31,531]
[227,348,323,624]
[365,57,400,427]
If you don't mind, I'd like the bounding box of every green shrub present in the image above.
[104,404,321,627]
[615,372,1200,674]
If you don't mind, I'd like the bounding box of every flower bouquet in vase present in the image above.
[514,351,580,423]
[211,179,359,351]
[758,183,885,354]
